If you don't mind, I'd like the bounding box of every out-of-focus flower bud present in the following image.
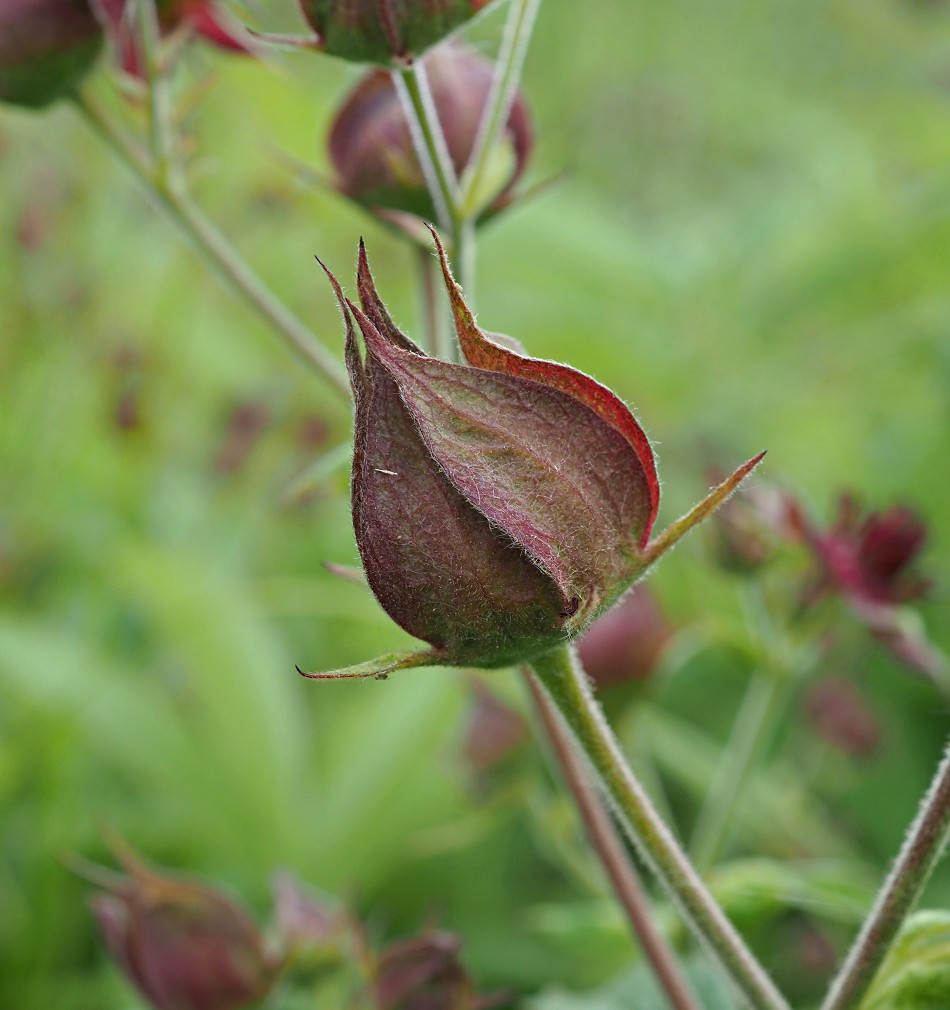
[271,871,342,958]
[300,0,492,65]
[0,0,103,108]
[709,475,793,575]
[328,43,532,224]
[805,677,880,758]
[92,0,251,78]
[213,400,270,475]
[792,494,947,683]
[299,233,764,681]
[88,846,276,1010]
[461,679,527,770]
[372,930,505,1010]
[576,584,672,689]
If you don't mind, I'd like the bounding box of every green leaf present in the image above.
[859,911,950,1010]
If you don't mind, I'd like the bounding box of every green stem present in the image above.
[392,60,473,308]
[690,671,787,874]
[459,0,542,219]
[392,62,459,232]
[525,672,703,1010]
[135,0,175,187]
[73,94,350,398]
[530,646,790,1010]
[820,737,950,1010]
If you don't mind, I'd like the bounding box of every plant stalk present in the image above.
[530,645,790,1010]
[459,0,542,218]
[525,672,703,1010]
[820,737,950,1010]
[73,95,350,398]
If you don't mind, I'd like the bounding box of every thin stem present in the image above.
[459,0,542,219]
[392,62,458,235]
[135,0,175,187]
[690,671,787,874]
[392,60,473,310]
[530,646,790,1010]
[525,672,703,1010]
[820,737,950,1010]
[73,94,350,398]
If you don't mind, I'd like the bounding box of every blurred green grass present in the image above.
[2,0,950,1006]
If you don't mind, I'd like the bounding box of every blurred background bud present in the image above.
[709,476,794,575]
[212,400,270,476]
[328,42,532,223]
[300,0,492,65]
[372,930,505,1010]
[87,845,276,1010]
[0,0,103,108]
[460,679,528,772]
[271,871,342,961]
[804,677,880,759]
[576,584,673,690]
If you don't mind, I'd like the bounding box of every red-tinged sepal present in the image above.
[427,226,660,544]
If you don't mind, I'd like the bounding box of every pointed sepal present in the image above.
[296,650,443,681]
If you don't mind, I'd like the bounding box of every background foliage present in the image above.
[2,1,950,1007]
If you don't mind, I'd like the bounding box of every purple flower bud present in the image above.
[328,43,532,223]
[805,677,880,758]
[302,234,764,680]
[372,930,505,1010]
[300,0,493,65]
[88,847,276,1010]
[0,0,103,108]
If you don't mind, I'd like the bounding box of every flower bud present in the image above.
[300,0,492,65]
[328,43,532,223]
[0,0,103,108]
[805,677,880,758]
[301,233,764,681]
[88,846,276,1010]
[372,930,504,1010]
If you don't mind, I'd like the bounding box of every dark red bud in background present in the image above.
[328,42,532,223]
[805,677,880,758]
[0,0,103,108]
[372,930,505,1010]
[461,680,528,770]
[709,476,793,575]
[88,847,276,1010]
[300,0,492,65]
[576,584,673,689]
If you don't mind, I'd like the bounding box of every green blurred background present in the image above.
[2,0,950,1007]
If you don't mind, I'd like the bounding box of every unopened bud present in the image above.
[328,42,532,223]
[0,0,102,108]
[301,0,492,65]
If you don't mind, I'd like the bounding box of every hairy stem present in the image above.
[820,738,950,1010]
[73,94,350,397]
[530,646,790,1010]
[525,672,703,1010]
[459,0,542,219]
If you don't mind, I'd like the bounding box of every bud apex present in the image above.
[328,43,532,222]
[0,0,102,108]
[300,0,492,65]
[87,845,276,1010]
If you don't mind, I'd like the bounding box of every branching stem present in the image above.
[530,645,790,1010]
